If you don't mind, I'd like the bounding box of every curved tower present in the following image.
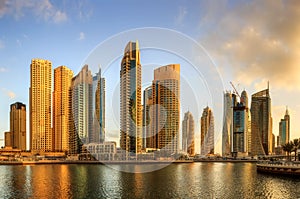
[222,91,233,157]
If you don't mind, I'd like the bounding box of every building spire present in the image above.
[285,106,289,115]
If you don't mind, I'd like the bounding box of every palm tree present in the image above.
[282,141,294,161]
[292,138,299,161]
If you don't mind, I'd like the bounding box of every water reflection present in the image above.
[0,163,299,198]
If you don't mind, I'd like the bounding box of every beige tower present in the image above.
[10,102,26,150]
[30,59,52,152]
[182,111,195,156]
[201,106,214,155]
[151,64,180,155]
[53,66,73,152]
[120,41,142,157]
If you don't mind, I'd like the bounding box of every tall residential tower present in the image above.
[120,41,142,156]
[182,111,195,156]
[222,91,233,157]
[71,65,93,145]
[93,67,106,143]
[201,106,214,155]
[53,66,73,152]
[151,64,180,155]
[279,107,290,146]
[250,86,272,156]
[10,102,26,150]
[30,59,52,152]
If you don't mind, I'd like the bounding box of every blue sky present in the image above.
[1,0,300,153]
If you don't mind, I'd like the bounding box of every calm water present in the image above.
[0,163,299,199]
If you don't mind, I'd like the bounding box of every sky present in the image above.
[0,0,300,154]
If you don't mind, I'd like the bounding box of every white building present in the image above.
[85,142,116,161]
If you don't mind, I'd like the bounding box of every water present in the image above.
[0,163,299,199]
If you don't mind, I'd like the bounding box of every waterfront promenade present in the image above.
[0,159,258,166]
[257,161,300,176]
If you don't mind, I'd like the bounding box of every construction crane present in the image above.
[230,81,241,98]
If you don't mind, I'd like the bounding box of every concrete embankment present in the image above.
[0,160,194,165]
[257,163,300,176]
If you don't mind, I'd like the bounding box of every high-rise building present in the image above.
[279,107,290,146]
[30,59,52,152]
[120,41,142,156]
[92,67,105,143]
[71,65,93,146]
[143,86,154,149]
[151,64,180,155]
[250,86,272,156]
[53,66,73,152]
[241,90,252,153]
[10,102,26,150]
[222,91,233,157]
[182,111,195,156]
[233,102,249,154]
[201,106,214,155]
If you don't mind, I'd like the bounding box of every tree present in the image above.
[282,141,294,161]
[292,138,299,161]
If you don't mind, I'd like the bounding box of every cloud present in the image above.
[175,6,187,25]
[0,0,67,24]
[77,0,93,21]
[78,32,85,40]
[200,0,300,91]
[53,10,67,23]
[0,67,8,72]
[1,88,16,99]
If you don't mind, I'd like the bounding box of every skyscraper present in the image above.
[71,65,93,146]
[233,102,249,154]
[53,66,73,152]
[93,67,105,143]
[241,90,252,153]
[120,41,142,156]
[10,102,26,150]
[151,64,180,155]
[143,86,154,149]
[182,111,195,156]
[30,59,52,152]
[250,86,272,156]
[222,91,233,157]
[279,107,290,146]
[201,106,214,155]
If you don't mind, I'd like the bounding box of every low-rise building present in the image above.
[85,142,116,161]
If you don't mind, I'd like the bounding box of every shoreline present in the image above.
[257,163,300,176]
[0,159,258,166]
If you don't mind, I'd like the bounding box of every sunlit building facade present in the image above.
[30,59,52,152]
[10,102,26,150]
[92,68,106,143]
[222,91,233,157]
[53,66,73,152]
[250,86,272,156]
[201,106,214,155]
[151,64,180,155]
[120,41,142,156]
[71,65,93,146]
[143,86,154,149]
[182,111,195,156]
